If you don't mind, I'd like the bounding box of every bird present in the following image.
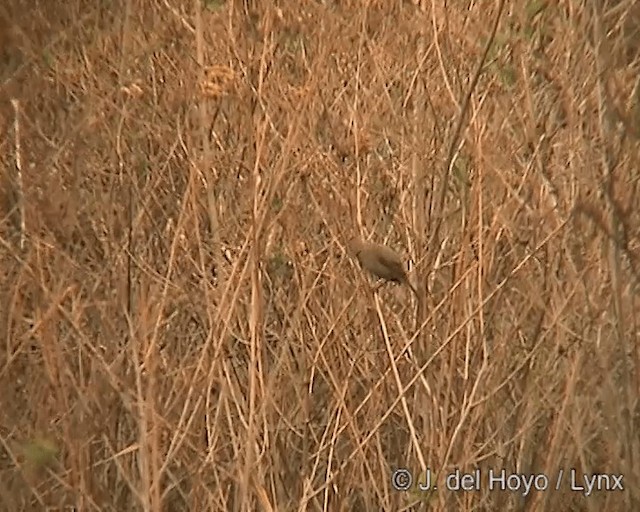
[347,237,419,296]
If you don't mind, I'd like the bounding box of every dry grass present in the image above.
[1,0,640,510]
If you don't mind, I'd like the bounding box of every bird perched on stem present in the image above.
[347,237,419,297]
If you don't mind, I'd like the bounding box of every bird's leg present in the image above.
[373,280,385,293]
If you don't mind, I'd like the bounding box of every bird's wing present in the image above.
[376,253,405,276]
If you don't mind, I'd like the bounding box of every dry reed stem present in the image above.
[1,1,640,510]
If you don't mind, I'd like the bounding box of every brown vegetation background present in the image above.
[2,0,640,510]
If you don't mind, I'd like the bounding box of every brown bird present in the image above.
[348,237,419,296]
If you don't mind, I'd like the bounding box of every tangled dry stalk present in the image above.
[1,0,640,510]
